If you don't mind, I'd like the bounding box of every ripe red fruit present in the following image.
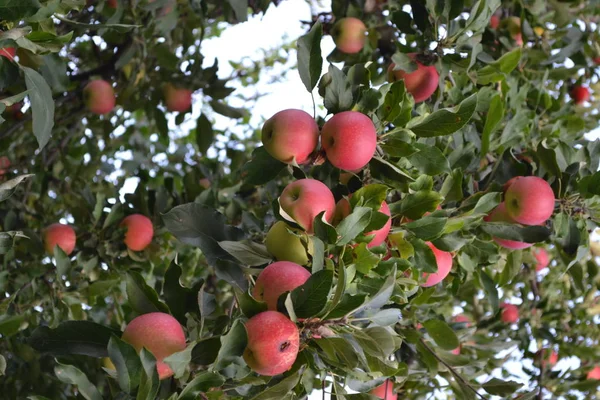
[593,57,600,65]
[44,223,76,255]
[121,312,186,380]
[387,53,439,103]
[107,0,117,8]
[163,83,192,112]
[0,156,10,175]
[490,15,500,29]
[120,214,154,251]
[252,261,311,310]
[504,176,555,226]
[370,380,397,399]
[331,17,367,54]
[0,47,16,60]
[321,111,377,171]
[83,80,116,115]
[454,314,471,327]
[570,86,590,105]
[500,303,519,323]
[532,247,550,272]
[261,109,319,165]
[243,311,300,376]
[587,366,600,380]
[421,242,453,287]
[279,179,336,234]
[484,202,533,250]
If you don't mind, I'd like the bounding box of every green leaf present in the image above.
[233,286,267,318]
[407,94,477,137]
[351,243,380,274]
[297,21,322,93]
[349,184,389,210]
[0,174,35,202]
[321,64,353,114]
[478,270,498,313]
[377,81,413,126]
[289,269,333,318]
[481,95,504,156]
[191,336,221,366]
[28,321,119,357]
[481,223,551,243]
[405,216,447,241]
[242,147,287,186]
[251,369,302,400]
[136,348,159,400]
[326,294,367,319]
[195,114,214,154]
[108,335,142,393]
[369,308,403,326]
[163,342,194,379]
[440,168,464,202]
[23,67,54,150]
[395,190,443,220]
[209,100,245,119]
[54,361,103,400]
[408,143,451,175]
[212,319,247,370]
[423,319,459,350]
[0,354,5,376]
[0,231,28,254]
[54,246,71,277]
[218,240,272,266]
[0,314,26,337]
[411,239,438,273]
[578,171,600,197]
[126,271,170,314]
[226,0,247,22]
[337,206,372,245]
[498,250,521,287]
[472,192,502,215]
[355,265,397,314]
[0,0,41,20]
[477,48,522,85]
[178,371,225,400]
[482,378,523,396]
[163,261,199,324]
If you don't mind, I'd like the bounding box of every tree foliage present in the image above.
[1,0,600,399]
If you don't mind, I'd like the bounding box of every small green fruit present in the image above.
[265,221,313,265]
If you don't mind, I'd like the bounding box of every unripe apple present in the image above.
[587,366,600,380]
[570,86,590,105]
[120,214,154,251]
[243,311,300,376]
[44,223,76,255]
[333,197,391,248]
[421,242,453,287]
[490,15,500,29]
[0,47,16,60]
[387,53,439,103]
[484,202,533,249]
[500,303,519,323]
[321,111,377,171]
[279,179,336,234]
[121,312,186,380]
[532,247,549,272]
[163,83,193,112]
[370,380,397,400]
[261,109,319,165]
[331,17,367,54]
[265,221,313,265]
[504,176,555,225]
[0,156,10,175]
[252,261,311,310]
[83,80,115,115]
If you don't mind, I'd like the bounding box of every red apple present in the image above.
[504,176,555,226]
[484,202,533,249]
[454,314,471,327]
[387,53,439,103]
[503,176,522,192]
[83,80,115,115]
[421,242,453,287]
[279,179,336,234]
[490,15,500,29]
[44,223,76,255]
[261,109,319,165]
[0,47,16,60]
[451,346,461,355]
[121,312,186,380]
[533,247,549,272]
[321,111,377,171]
[593,57,600,65]
[0,156,10,175]
[107,0,117,8]
[500,303,519,323]
[120,214,154,251]
[252,261,311,310]
[587,366,600,380]
[334,197,391,248]
[571,86,590,105]
[243,311,300,376]
[163,83,193,112]
[331,17,367,54]
[370,380,397,400]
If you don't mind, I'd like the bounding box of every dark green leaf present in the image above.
[297,21,323,93]
[28,321,119,357]
[0,0,41,20]
[137,348,159,400]
[423,319,459,350]
[0,174,35,202]
[289,269,333,318]
[218,240,272,266]
[163,261,199,324]
[126,271,170,314]
[242,147,287,186]
[251,369,302,400]
[226,0,247,22]
[195,114,214,154]
[349,184,388,210]
[408,143,451,175]
[212,319,247,370]
[395,190,443,220]
[405,216,447,241]
[337,206,372,245]
[321,65,353,114]
[407,94,477,137]
[23,67,54,149]
[482,378,523,396]
[108,335,142,393]
[54,362,103,400]
[233,286,267,318]
[481,95,504,156]
[178,371,225,400]
[481,223,551,243]
[477,48,522,85]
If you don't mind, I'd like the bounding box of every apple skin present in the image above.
[587,366,600,380]
[107,0,117,8]
[83,80,115,115]
[321,111,377,171]
[533,247,550,272]
[594,57,600,65]
[504,176,555,226]
[279,179,336,234]
[502,176,522,192]
[454,314,471,327]
[252,261,311,310]
[120,214,154,251]
[484,202,533,249]
[261,109,319,165]
[334,197,391,248]
[370,380,397,400]
[421,242,453,287]
[451,346,461,355]
[0,156,10,175]
[44,223,76,255]
[0,47,16,59]
[331,17,367,54]
[121,312,186,380]
[243,311,300,376]
[387,53,439,103]
[490,15,500,29]
[163,83,193,112]
[265,221,313,265]
[500,303,519,323]
[571,86,590,105]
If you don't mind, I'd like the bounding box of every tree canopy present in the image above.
[1,0,600,399]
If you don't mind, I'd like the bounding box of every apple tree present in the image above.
[1,0,600,399]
